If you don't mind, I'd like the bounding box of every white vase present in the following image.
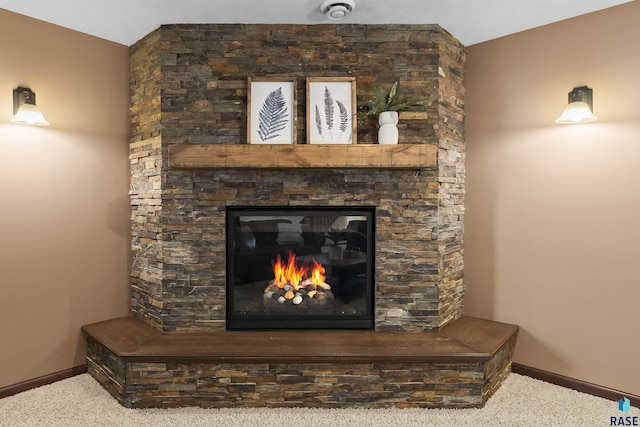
[378,111,399,145]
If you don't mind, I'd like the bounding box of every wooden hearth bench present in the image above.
[82,316,518,409]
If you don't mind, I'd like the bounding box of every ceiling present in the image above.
[0,0,633,47]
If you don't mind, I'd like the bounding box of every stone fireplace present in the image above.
[128,23,466,333]
[81,23,517,410]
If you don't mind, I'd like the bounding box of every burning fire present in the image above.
[271,251,326,291]
[265,251,333,307]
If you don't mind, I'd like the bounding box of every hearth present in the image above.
[226,206,375,330]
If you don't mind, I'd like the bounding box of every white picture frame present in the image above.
[248,77,296,144]
[306,77,357,144]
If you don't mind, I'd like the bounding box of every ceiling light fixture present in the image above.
[555,85,597,124]
[320,0,356,20]
[11,86,50,126]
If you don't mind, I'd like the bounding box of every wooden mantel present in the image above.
[168,144,436,170]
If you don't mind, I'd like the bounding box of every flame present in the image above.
[271,251,326,290]
[310,260,326,285]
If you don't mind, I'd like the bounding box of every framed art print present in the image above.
[248,77,296,144]
[306,77,356,144]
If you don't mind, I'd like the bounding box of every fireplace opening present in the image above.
[226,206,375,330]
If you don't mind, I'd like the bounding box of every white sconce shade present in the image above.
[555,86,597,124]
[10,87,50,126]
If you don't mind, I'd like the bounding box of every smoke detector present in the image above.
[320,0,356,20]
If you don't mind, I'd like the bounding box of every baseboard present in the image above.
[512,363,640,408]
[0,365,87,399]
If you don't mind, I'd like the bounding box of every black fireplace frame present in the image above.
[226,206,376,330]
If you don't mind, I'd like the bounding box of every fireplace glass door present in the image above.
[226,206,375,330]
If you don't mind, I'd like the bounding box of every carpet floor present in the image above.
[0,373,637,426]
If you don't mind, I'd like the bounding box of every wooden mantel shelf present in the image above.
[168,144,436,170]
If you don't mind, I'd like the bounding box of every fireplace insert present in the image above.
[226,206,375,330]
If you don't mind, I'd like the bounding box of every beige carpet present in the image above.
[0,373,637,426]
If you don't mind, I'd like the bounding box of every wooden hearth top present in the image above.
[82,316,518,364]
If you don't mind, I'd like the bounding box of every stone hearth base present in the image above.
[82,316,518,409]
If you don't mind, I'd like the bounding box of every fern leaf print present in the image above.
[309,81,353,143]
[324,86,334,137]
[315,105,323,137]
[257,87,289,142]
[336,100,348,136]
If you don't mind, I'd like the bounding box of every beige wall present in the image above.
[465,2,640,396]
[0,10,130,388]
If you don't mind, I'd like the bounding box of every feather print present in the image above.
[257,87,289,142]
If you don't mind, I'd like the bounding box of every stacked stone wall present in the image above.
[435,30,466,326]
[122,361,484,408]
[130,29,164,328]
[129,137,163,328]
[129,24,466,332]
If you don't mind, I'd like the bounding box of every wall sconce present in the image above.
[555,86,597,124]
[11,86,50,126]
